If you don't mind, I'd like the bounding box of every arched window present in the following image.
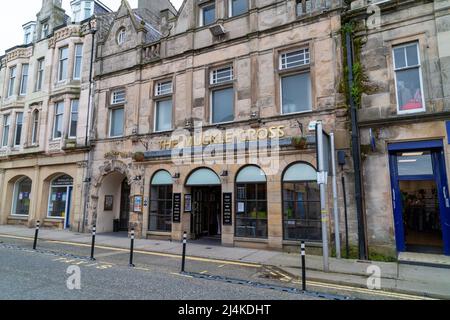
[149,170,173,232]
[235,166,268,239]
[31,110,39,145]
[282,162,321,241]
[47,175,74,229]
[117,28,126,45]
[11,177,32,216]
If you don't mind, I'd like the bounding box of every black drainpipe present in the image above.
[345,28,368,260]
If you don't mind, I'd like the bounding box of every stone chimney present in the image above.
[138,0,177,16]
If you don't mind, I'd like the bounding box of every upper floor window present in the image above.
[7,66,17,97]
[73,44,83,80]
[154,81,173,132]
[58,46,69,81]
[296,0,313,15]
[111,89,126,105]
[31,110,39,145]
[2,115,11,147]
[20,64,29,96]
[210,66,234,124]
[24,28,32,44]
[84,1,93,19]
[36,58,45,91]
[117,28,126,45]
[229,0,248,17]
[53,102,64,140]
[279,48,312,114]
[69,100,79,138]
[42,23,49,39]
[155,81,173,97]
[199,2,215,26]
[109,107,124,138]
[393,42,425,114]
[14,112,23,147]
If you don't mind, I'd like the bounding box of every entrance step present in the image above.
[398,252,450,269]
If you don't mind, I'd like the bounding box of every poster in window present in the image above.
[104,195,114,211]
[238,202,245,213]
[184,194,192,213]
[133,195,143,213]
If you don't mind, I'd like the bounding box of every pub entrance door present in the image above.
[191,187,222,240]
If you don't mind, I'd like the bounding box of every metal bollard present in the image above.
[129,228,135,267]
[33,220,40,250]
[181,232,187,273]
[90,225,96,261]
[301,241,306,291]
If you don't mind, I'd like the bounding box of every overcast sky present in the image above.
[0,0,183,55]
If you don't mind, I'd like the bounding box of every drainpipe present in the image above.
[345,29,368,260]
[80,19,97,233]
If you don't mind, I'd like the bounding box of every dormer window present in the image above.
[117,28,126,45]
[23,22,36,45]
[84,1,93,19]
[199,2,215,27]
[42,23,49,39]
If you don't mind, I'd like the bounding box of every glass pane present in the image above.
[13,178,32,215]
[151,171,173,186]
[203,4,215,25]
[257,184,267,201]
[48,187,68,218]
[282,73,312,114]
[283,163,317,182]
[110,108,124,137]
[156,99,172,132]
[232,0,248,16]
[54,115,62,138]
[394,47,406,69]
[396,68,423,112]
[246,184,256,200]
[212,87,234,124]
[406,44,419,66]
[397,151,433,176]
[236,166,266,183]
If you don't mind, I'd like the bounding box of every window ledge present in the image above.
[234,237,268,243]
[147,231,171,236]
[8,215,29,220]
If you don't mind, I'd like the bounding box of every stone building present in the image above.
[0,0,111,231]
[88,0,352,251]
[346,0,450,257]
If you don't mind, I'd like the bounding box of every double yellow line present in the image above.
[0,233,438,300]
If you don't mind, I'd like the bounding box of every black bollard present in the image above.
[33,220,40,250]
[129,228,135,267]
[181,232,187,273]
[301,241,306,291]
[90,225,96,261]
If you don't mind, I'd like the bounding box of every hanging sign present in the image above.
[173,193,182,223]
[223,193,233,226]
[133,195,143,213]
[184,194,192,213]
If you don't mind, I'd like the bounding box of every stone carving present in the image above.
[143,43,160,60]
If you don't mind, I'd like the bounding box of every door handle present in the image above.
[443,186,450,208]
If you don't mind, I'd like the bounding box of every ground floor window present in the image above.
[149,171,173,232]
[235,166,268,239]
[47,175,73,221]
[11,177,32,216]
[282,162,321,241]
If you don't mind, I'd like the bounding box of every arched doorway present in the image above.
[96,171,130,233]
[11,176,32,217]
[149,170,173,232]
[185,168,222,240]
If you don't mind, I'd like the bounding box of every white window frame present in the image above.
[20,64,29,96]
[280,72,312,115]
[42,23,49,39]
[392,42,426,115]
[58,46,69,82]
[14,112,23,147]
[155,81,173,97]
[53,102,64,140]
[210,66,234,85]
[73,44,83,80]
[228,0,248,18]
[111,89,126,105]
[279,48,310,71]
[36,58,45,91]
[31,110,39,145]
[11,177,32,217]
[7,66,17,97]
[69,100,79,139]
[2,114,11,147]
[117,28,126,45]
[154,98,173,133]
[109,107,125,138]
[199,2,216,27]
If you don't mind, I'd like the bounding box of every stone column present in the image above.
[0,169,6,225]
[267,175,283,250]
[67,43,75,82]
[221,171,234,246]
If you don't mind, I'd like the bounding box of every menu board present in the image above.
[173,193,182,223]
[223,193,233,226]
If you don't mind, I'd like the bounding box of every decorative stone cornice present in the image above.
[48,25,82,48]
[5,46,33,63]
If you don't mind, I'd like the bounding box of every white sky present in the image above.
[0,0,183,55]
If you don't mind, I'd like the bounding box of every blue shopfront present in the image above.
[389,140,450,256]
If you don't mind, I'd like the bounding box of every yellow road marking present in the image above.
[170,272,193,279]
[200,270,208,274]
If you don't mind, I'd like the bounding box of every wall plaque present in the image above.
[223,193,233,226]
[173,193,182,223]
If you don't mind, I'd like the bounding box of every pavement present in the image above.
[0,225,449,299]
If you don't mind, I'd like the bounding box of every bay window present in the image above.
[31,110,39,145]
[58,46,69,81]
[73,44,83,80]
[53,102,64,139]
[20,64,29,95]
[36,58,44,91]
[7,66,16,97]
[14,112,23,147]
[2,115,11,147]
[69,100,79,138]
